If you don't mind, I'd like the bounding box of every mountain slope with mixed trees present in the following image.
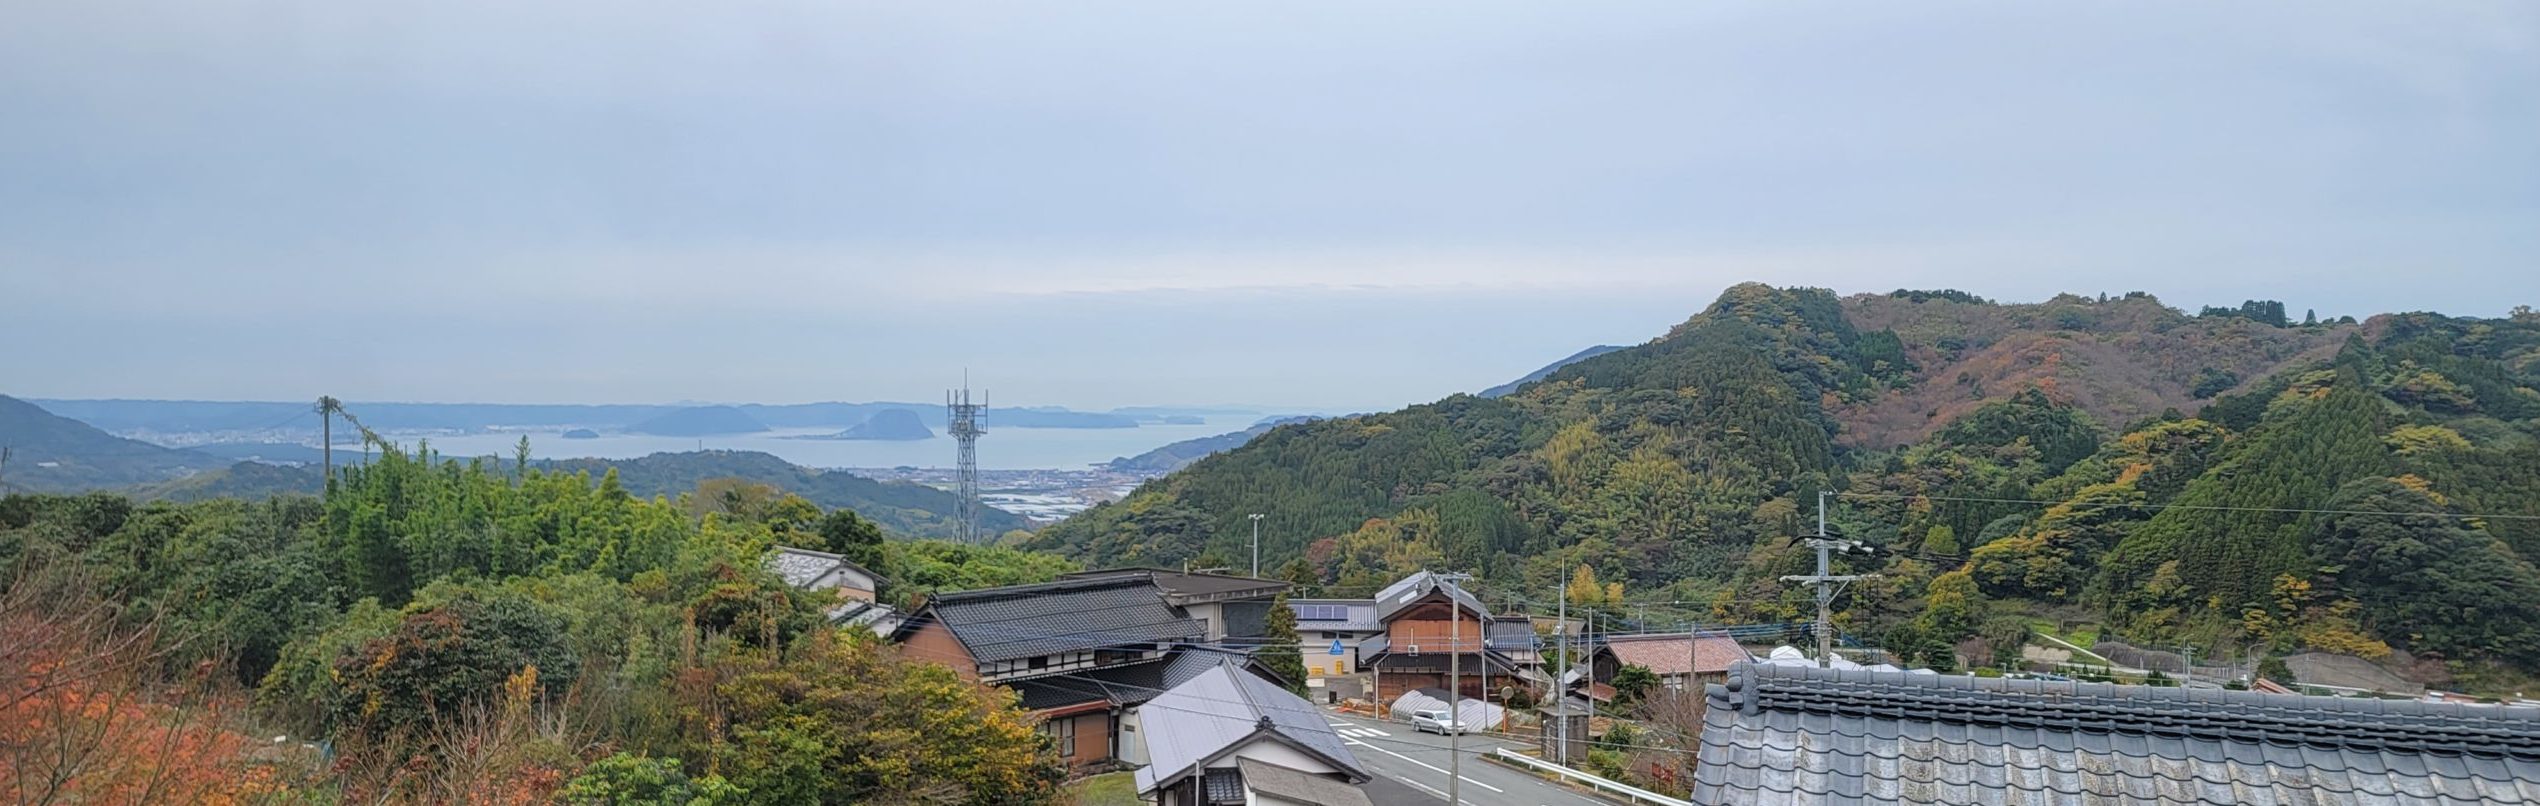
[1031,284,2540,690]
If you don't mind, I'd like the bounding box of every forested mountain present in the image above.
[1031,284,2540,690]
[0,395,225,491]
[131,448,1024,538]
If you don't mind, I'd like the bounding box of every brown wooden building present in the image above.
[1353,571,1522,705]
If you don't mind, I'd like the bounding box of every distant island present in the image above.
[835,409,933,441]
[561,428,600,439]
[626,406,770,436]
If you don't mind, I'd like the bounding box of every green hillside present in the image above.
[1031,285,2540,688]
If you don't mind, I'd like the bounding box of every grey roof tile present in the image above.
[1694,663,2540,805]
[916,576,1203,663]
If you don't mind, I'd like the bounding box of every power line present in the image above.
[1838,491,2540,521]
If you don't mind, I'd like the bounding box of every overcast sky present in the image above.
[3,1,2534,411]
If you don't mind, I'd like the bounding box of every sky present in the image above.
[3,1,2535,412]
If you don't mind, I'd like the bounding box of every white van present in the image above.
[1410,708,1464,735]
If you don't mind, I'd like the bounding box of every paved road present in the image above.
[1322,708,1621,806]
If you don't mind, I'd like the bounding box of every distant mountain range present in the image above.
[1104,416,1321,474]
[1479,344,1628,397]
[27,398,1163,438]
[627,405,771,436]
[1,394,1024,538]
[0,395,226,491]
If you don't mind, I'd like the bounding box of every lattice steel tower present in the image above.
[947,384,987,543]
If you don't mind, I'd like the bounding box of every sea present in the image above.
[392,414,1262,471]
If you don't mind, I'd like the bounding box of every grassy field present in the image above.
[1068,771,1140,806]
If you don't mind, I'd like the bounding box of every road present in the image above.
[1322,708,1622,806]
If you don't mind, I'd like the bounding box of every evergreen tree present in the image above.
[1262,593,1310,696]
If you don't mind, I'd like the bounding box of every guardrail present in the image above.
[1489,748,1690,806]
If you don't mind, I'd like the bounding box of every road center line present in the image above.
[1340,735,1507,793]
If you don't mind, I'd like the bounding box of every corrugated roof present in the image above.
[920,576,1204,663]
[1694,662,2540,804]
[1237,757,1375,806]
[1603,632,1749,676]
[1373,571,1488,622]
[1135,659,1367,795]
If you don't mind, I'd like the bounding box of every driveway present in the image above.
[1324,709,1623,806]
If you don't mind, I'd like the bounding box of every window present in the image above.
[1320,631,1344,640]
[1040,717,1077,758]
[1030,656,1049,670]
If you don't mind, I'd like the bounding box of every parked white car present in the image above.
[1409,708,1465,735]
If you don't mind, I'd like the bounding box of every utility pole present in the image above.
[1781,491,1875,668]
[1249,513,1264,577]
[317,394,342,483]
[2179,645,2196,689]
[1555,569,1569,766]
[1584,602,1595,734]
[0,445,12,494]
[1685,618,1700,781]
[1438,571,1474,806]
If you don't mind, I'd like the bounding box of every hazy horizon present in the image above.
[6,1,2534,411]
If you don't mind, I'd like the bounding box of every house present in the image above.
[1060,567,1289,642]
[1354,571,1522,704]
[888,576,1211,771]
[769,545,881,603]
[1135,658,1374,806]
[1288,598,1381,678]
[1694,662,2540,804]
[1592,631,1751,692]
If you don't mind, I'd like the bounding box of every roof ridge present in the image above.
[1219,657,1268,719]
[929,575,1156,602]
[1722,662,2540,756]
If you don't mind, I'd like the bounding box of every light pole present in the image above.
[1249,513,1264,577]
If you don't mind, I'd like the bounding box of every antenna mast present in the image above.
[947,383,987,543]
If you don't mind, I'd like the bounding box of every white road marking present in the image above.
[1340,736,1507,793]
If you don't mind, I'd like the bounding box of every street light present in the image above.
[1248,513,1264,577]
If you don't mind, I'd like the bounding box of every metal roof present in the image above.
[914,576,1205,663]
[1134,659,1368,795]
[1695,662,2540,804]
[1372,571,1488,622]
[1237,757,1376,806]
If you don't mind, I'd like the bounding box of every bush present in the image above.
[560,753,739,806]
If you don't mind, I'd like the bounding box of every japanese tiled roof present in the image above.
[920,576,1203,663]
[1695,662,2540,804]
[1604,631,1751,676]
